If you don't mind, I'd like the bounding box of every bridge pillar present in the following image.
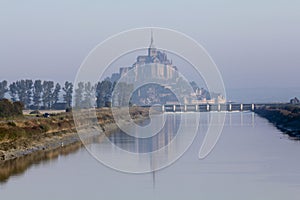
[251,104,255,111]
[240,104,243,111]
[206,104,210,111]
[229,104,232,111]
[173,105,176,112]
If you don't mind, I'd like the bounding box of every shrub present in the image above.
[0,99,24,118]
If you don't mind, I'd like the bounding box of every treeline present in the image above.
[0,79,120,110]
[74,78,114,108]
[0,80,73,109]
[74,79,135,108]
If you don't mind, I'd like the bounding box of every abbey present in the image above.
[112,32,178,83]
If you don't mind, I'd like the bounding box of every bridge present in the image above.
[147,103,280,112]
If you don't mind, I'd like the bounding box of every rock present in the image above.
[0,151,5,160]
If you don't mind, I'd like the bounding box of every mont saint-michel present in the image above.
[108,33,225,107]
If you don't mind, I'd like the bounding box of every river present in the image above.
[1,112,300,199]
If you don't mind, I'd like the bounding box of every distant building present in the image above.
[110,31,226,105]
[111,31,178,83]
[132,32,177,81]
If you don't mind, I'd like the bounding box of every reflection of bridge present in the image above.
[147,103,280,112]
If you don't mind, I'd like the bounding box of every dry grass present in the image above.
[0,107,149,153]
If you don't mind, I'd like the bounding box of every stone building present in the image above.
[112,32,178,83]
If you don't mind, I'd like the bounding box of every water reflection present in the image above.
[87,112,201,173]
[0,142,83,184]
[1,112,300,200]
[0,112,252,185]
[0,112,270,185]
[108,114,180,153]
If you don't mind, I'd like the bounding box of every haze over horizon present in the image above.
[1,1,299,92]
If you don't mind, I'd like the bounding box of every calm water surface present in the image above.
[1,112,300,200]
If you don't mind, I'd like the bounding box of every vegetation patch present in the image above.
[0,99,23,118]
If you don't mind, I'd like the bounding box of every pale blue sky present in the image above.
[0,0,299,89]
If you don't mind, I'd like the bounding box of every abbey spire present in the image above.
[148,30,157,57]
[149,30,154,48]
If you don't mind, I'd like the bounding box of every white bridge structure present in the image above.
[146,103,279,112]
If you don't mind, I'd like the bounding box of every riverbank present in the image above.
[0,107,149,162]
[254,104,300,139]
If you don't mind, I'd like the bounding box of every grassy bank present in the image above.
[255,104,300,139]
[0,107,149,162]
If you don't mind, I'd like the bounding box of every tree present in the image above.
[9,82,18,102]
[63,81,73,108]
[0,80,8,99]
[83,82,95,108]
[33,80,43,108]
[52,83,61,106]
[15,80,27,107]
[0,99,24,118]
[42,81,54,109]
[112,82,133,107]
[74,82,84,108]
[96,79,112,108]
[24,79,33,107]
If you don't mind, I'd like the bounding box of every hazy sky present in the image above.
[1,0,299,89]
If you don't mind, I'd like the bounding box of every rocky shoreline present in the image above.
[254,105,300,139]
